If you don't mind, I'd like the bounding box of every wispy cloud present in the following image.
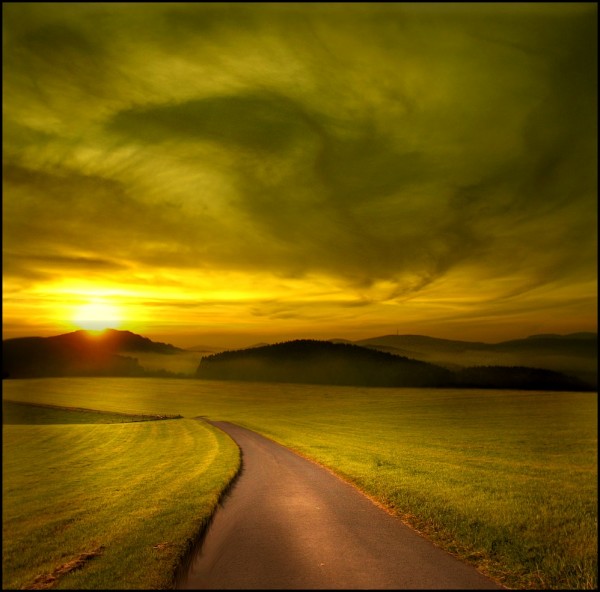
[3,2,597,343]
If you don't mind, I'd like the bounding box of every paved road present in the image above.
[178,421,503,590]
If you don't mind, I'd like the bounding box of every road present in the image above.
[178,421,503,590]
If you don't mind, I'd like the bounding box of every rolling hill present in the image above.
[352,333,597,388]
[196,339,453,387]
[3,329,596,390]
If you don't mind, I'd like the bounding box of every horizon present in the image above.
[2,325,597,351]
[3,3,597,347]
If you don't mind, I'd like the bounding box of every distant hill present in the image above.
[2,329,184,379]
[489,334,597,355]
[355,332,597,354]
[354,333,597,388]
[186,344,226,353]
[523,332,597,340]
[4,329,596,389]
[82,329,184,354]
[357,334,490,353]
[196,339,593,391]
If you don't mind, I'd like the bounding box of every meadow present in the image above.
[2,399,239,590]
[3,377,597,589]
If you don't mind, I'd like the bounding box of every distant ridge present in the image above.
[355,332,597,348]
[2,329,183,378]
[356,334,490,359]
[3,329,596,389]
[352,333,597,388]
[524,332,597,340]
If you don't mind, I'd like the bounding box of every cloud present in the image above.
[109,92,314,152]
[2,2,597,340]
[105,88,486,292]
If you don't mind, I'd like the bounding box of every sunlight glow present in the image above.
[72,301,122,331]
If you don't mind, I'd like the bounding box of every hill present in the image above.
[2,329,184,379]
[196,340,453,387]
[196,339,592,391]
[4,329,595,389]
[354,333,597,388]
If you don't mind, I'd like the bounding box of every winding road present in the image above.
[178,421,502,590]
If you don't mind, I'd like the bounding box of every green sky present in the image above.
[2,2,597,347]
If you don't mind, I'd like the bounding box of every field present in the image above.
[2,399,239,590]
[3,378,597,589]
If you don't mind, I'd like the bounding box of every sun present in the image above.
[72,300,122,331]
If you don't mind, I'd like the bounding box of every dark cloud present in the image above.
[106,87,491,290]
[7,253,129,272]
[108,92,316,152]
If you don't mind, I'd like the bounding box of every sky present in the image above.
[2,2,598,348]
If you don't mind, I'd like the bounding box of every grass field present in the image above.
[3,378,597,589]
[2,400,239,590]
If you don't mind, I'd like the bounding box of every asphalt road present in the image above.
[178,421,503,590]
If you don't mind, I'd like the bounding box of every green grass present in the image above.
[3,378,597,589]
[2,400,239,590]
[2,399,181,425]
[243,390,598,590]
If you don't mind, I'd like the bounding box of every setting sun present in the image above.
[72,301,122,331]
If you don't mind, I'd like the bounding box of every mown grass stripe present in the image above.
[2,418,239,590]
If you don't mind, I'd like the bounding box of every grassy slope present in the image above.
[2,402,239,590]
[3,378,597,589]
